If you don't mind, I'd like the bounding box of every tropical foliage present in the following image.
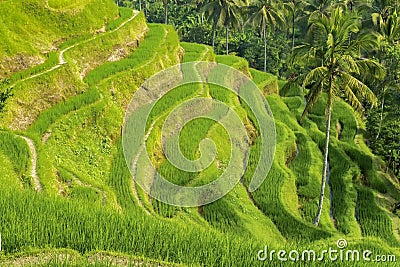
[286,7,385,225]
[1,0,400,266]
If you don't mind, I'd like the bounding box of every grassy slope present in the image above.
[0,7,147,131]
[0,0,119,78]
[0,5,400,267]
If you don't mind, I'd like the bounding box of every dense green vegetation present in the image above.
[125,0,400,180]
[131,0,400,187]
[0,0,399,266]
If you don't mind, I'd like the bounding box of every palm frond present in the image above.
[302,66,328,88]
[356,58,386,80]
[340,71,378,107]
[337,54,360,75]
[301,79,324,121]
[342,84,365,112]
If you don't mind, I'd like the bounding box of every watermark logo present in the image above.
[257,239,397,263]
[336,238,347,249]
[122,62,276,207]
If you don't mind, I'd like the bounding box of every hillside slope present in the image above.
[0,0,120,78]
[0,2,400,266]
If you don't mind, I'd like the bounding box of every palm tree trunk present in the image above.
[375,90,386,141]
[139,0,142,11]
[292,13,295,49]
[164,1,168,24]
[263,19,267,72]
[226,25,229,55]
[314,85,333,226]
[144,1,148,17]
[212,28,216,49]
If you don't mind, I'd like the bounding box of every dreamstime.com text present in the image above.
[257,239,396,263]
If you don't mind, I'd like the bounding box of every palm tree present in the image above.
[246,0,285,71]
[162,0,169,24]
[371,0,397,26]
[377,10,400,40]
[372,10,400,140]
[152,0,170,24]
[201,0,246,54]
[302,0,336,44]
[304,0,334,16]
[283,0,306,49]
[288,8,385,226]
[338,0,372,13]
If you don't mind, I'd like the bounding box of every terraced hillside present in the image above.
[0,0,119,78]
[1,1,400,266]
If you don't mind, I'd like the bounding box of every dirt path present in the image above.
[70,171,108,206]
[199,46,210,61]
[0,251,172,267]
[128,52,203,212]
[18,136,42,192]
[58,10,140,66]
[6,11,142,194]
[8,10,140,89]
[131,120,158,215]
[124,26,171,216]
[132,94,212,213]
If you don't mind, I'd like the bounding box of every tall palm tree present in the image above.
[201,0,246,54]
[377,10,400,40]
[152,0,170,24]
[162,0,169,24]
[246,0,285,71]
[303,0,335,44]
[333,0,372,13]
[304,0,334,16]
[283,0,306,49]
[371,0,398,24]
[288,8,385,226]
[373,10,400,140]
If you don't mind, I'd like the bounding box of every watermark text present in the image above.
[257,239,396,263]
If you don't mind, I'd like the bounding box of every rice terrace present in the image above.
[0,0,399,266]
